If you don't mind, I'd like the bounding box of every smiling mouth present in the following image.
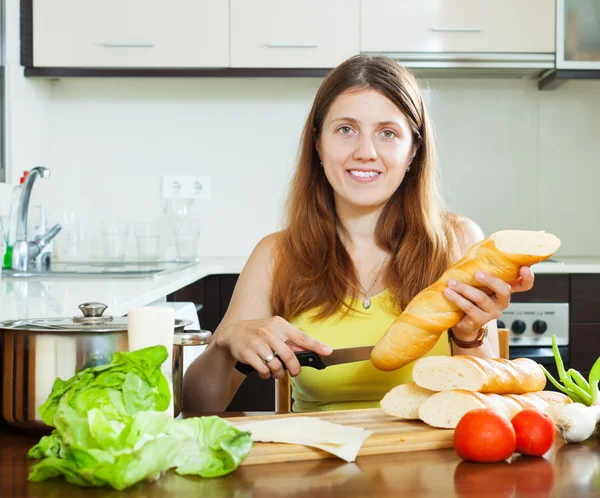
[347,170,381,182]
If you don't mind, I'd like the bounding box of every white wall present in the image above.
[26,75,598,260]
[0,0,53,216]
[43,77,316,260]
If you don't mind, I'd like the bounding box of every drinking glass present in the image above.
[174,218,201,262]
[135,222,161,262]
[102,220,129,262]
[55,211,83,262]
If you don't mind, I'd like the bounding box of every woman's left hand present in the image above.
[443,266,535,341]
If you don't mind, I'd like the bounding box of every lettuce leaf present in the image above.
[29,411,252,490]
[28,346,253,490]
[38,346,170,427]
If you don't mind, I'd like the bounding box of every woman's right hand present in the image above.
[215,316,332,380]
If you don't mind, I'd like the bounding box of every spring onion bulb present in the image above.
[555,403,600,443]
[540,334,600,443]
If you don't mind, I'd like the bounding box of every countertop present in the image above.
[2,414,599,498]
[532,257,600,274]
[0,256,598,322]
[0,257,247,320]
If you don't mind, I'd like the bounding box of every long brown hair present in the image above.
[271,54,462,321]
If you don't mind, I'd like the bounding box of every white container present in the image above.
[127,306,176,416]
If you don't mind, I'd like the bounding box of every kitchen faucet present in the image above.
[11,166,62,272]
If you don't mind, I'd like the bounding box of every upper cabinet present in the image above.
[29,0,590,87]
[558,0,600,69]
[230,0,360,68]
[32,0,229,68]
[361,0,555,54]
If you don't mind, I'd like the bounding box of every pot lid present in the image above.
[0,302,191,333]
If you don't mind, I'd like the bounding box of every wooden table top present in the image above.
[2,414,600,498]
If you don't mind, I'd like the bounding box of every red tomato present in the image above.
[512,455,556,498]
[453,461,516,498]
[453,408,516,463]
[511,409,556,457]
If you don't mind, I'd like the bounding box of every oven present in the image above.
[498,302,569,392]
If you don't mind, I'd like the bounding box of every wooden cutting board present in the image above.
[229,408,454,466]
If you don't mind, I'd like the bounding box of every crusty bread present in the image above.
[411,355,547,394]
[418,390,572,429]
[380,382,435,419]
[370,230,561,371]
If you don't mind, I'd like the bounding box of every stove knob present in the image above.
[497,319,506,329]
[532,320,548,334]
[511,320,527,335]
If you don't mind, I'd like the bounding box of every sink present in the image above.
[2,261,197,279]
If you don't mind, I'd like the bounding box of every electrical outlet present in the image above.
[162,176,211,200]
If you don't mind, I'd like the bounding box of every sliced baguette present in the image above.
[380,382,435,419]
[412,355,547,394]
[418,390,572,429]
[370,230,561,371]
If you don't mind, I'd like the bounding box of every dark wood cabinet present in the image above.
[510,274,570,303]
[570,274,600,374]
[167,274,276,412]
[169,272,600,410]
[570,323,600,379]
[571,275,600,322]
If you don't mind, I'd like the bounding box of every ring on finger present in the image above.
[262,352,278,365]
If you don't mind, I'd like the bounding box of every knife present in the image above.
[234,345,374,375]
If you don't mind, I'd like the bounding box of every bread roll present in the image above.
[370,230,561,371]
[412,355,546,394]
[418,390,572,429]
[380,382,435,419]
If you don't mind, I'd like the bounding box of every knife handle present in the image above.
[234,351,327,375]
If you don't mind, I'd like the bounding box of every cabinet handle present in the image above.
[101,42,156,48]
[430,26,482,33]
[265,43,318,49]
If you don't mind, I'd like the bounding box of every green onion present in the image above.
[569,369,591,392]
[539,364,585,403]
[544,334,600,444]
[551,334,568,382]
[589,356,600,405]
[542,334,593,406]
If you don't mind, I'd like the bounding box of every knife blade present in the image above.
[234,345,374,375]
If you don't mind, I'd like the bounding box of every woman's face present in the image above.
[317,88,416,213]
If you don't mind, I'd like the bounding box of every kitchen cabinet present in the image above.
[32,0,229,68]
[510,274,570,303]
[230,0,360,68]
[570,275,600,378]
[557,0,600,69]
[170,272,600,410]
[361,0,555,55]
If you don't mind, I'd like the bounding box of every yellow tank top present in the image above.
[289,289,451,412]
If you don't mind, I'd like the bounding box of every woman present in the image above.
[183,55,534,413]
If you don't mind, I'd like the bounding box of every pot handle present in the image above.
[173,330,212,346]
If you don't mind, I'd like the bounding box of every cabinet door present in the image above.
[231,0,360,68]
[33,0,229,68]
[361,0,555,54]
[558,0,600,69]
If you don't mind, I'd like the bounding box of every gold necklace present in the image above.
[358,255,389,310]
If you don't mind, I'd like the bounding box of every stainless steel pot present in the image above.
[0,302,211,433]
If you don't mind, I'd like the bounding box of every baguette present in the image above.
[370,230,561,371]
[412,355,546,394]
[380,382,435,419]
[418,390,572,429]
